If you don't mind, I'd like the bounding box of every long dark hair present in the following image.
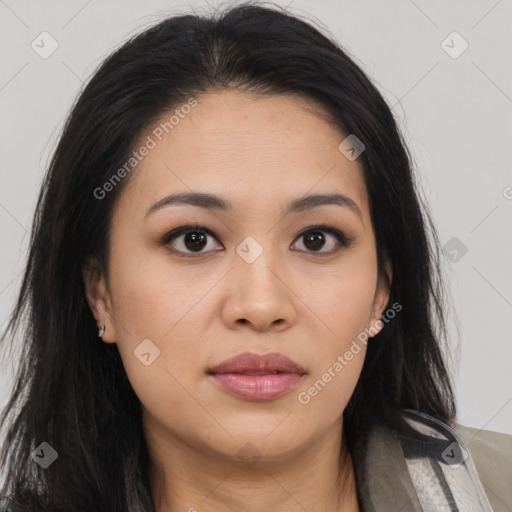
[0,2,457,510]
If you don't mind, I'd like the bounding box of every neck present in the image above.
[145,414,360,512]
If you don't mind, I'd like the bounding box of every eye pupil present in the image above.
[185,232,207,251]
[304,231,325,251]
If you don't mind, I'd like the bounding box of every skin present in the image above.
[83,90,392,512]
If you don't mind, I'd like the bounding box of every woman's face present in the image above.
[84,90,391,465]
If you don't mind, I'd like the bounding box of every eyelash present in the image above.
[160,223,354,259]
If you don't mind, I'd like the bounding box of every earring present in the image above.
[98,325,106,337]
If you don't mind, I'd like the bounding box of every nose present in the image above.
[221,245,298,333]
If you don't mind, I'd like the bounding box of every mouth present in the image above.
[207,352,307,402]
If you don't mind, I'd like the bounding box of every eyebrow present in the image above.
[144,191,362,220]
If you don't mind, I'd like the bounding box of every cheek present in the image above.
[300,254,376,398]
[329,282,375,337]
[105,247,190,388]
[296,304,369,418]
[110,275,202,428]
[296,347,366,427]
[312,262,378,342]
[108,239,199,338]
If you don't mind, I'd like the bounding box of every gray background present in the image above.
[1,0,511,439]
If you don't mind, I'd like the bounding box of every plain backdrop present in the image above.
[0,0,511,447]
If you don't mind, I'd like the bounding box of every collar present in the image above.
[353,409,494,511]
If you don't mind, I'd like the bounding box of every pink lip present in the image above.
[208,352,306,402]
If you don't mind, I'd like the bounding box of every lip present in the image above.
[208,351,307,402]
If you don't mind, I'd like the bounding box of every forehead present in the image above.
[116,90,370,220]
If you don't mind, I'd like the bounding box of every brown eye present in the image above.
[182,231,208,252]
[303,231,328,251]
[161,224,223,257]
[161,223,353,258]
[291,225,353,254]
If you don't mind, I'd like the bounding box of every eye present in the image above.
[291,225,353,255]
[161,224,223,257]
[161,223,354,258]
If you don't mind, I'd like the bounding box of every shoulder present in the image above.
[400,409,512,511]
[452,422,512,509]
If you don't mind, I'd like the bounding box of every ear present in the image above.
[82,258,117,343]
[368,259,393,337]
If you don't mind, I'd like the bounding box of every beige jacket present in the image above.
[353,409,512,511]
[455,423,512,512]
[132,409,512,512]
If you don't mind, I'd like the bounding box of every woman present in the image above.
[0,3,510,511]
